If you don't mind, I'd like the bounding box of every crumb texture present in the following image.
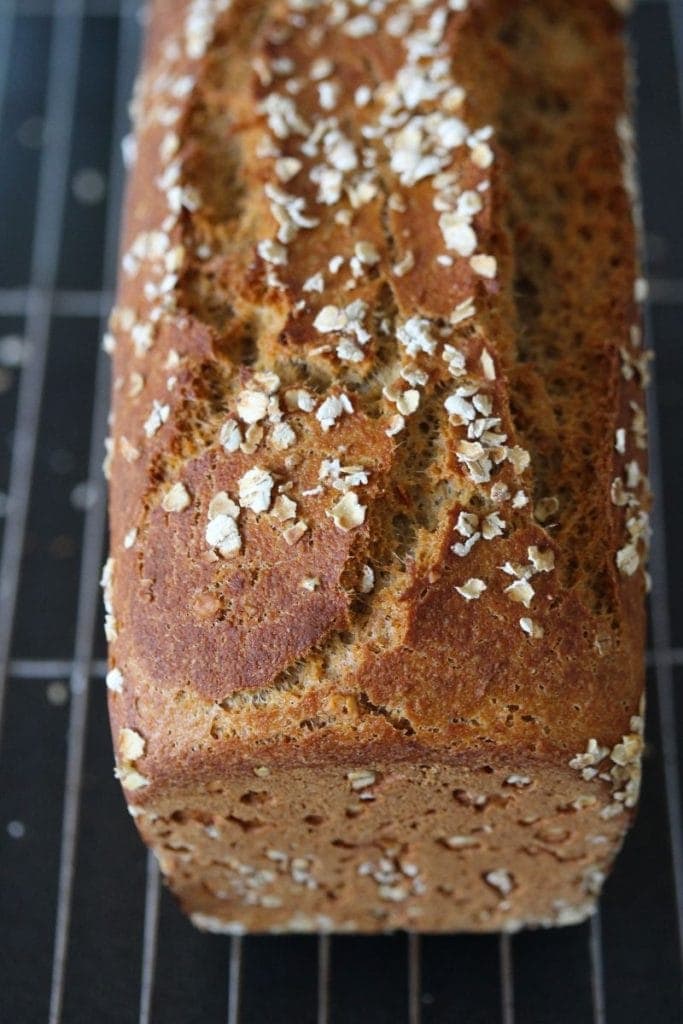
[106,0,647,933]
[137,750,641,933]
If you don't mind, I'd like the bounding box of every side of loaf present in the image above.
[104,0,650,933]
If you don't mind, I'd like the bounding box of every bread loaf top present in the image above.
[105,0,649,792]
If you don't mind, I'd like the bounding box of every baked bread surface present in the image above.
[105,0,649,932]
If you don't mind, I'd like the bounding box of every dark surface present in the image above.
[600,674,681,1023]
[420,933,503,1023]
[11,315,100,659]
[0,3,681,1023]
[0,675,69,1023]
[57,16,119,291]
[0,16,51,287]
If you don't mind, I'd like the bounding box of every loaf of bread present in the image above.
[104,0,650,933]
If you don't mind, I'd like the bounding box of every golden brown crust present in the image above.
[105,0,649,932]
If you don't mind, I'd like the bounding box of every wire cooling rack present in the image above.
[0,2,681,1022]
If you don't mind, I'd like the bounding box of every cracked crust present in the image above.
[105,0,648,932]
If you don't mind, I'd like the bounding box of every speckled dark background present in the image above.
[0,2,681,1022]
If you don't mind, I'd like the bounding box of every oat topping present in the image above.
[392,250,415,277]
[634,277,648,303]
[484,869,514,897]
[443,835,479,849]
[319,459,369,493]
[396,316,437,357]
[238,467,275,514]
[208,491,240,519]
[616,542,640,576]
[451,508,506,557]
[271,494,297,522]
[119,727,145,762]
[328,491,366,531]
[615,428,626,454]
[316,392,354,431]
[143,400,170,438]
[257,238,288,265]
[115,767,149,791]
[274,156,302,182]
[102,331,116,354]
[185,0,231,59]
[455,577,487,601]
[527,545,555,573]
[354,240,380,266]
[219,419,242,452]
[482,512,506,540]
[303,271,325,292]
[206,513,241,557]
[504,579,535,608]
[469,254,497,278]
[100,557,117,642]
[385,414,405,437]
[534,496,559,523]
[283,520,309,545]
[505,775,531,788]
[569,738,609,772]
[314,300,371,363]
[359,564,375,594]
[347,769,375,790]
[519,617,543,639]
[162,482,191,513]
[569,703,645,818]
[343,14,377,38]
[106,667,124,693]
[479,349,496,379]
[616,508,651,577]
[237,388,269,424]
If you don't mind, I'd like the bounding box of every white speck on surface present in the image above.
[143,400,170,438]
[316,393,353,431]
[106,668,124,693]
[469,254,497,278]
[239,467,274,513]
[444,835,479,849]
[72,167,107,205]
[208,492,239,520]
[119,727,145,761]
[485,869,514,897]
[161,482,191,513]
[455,578,486,601]
[46,680,69,706]
[505,775,531,788]
[328,491,366,531]
[519,617,544,638]
[237,388,269,424]
[70,480,100,511]
[219,419,242,452]
[0,335,27,368]
[123,528,137,549]
[347,770,375,790]
[359,564,375,594]
[206,514,241,557]
[343,14,377,37]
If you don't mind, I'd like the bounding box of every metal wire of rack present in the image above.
[0,2,681,1022]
